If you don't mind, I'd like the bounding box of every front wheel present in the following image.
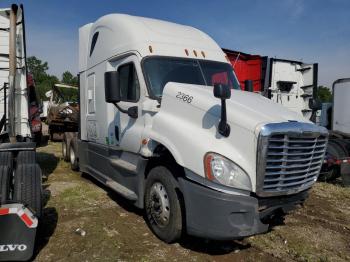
[144,166,183,243]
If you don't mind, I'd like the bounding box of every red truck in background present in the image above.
[223,48,267,92]
[223,48,318,121]
[27,74,42,144]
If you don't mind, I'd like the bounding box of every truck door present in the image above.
[109,55,144,154]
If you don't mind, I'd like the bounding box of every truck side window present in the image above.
[118,63,140,102]
[89,32,99,56]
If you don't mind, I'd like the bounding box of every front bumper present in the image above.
[178,177,308,240]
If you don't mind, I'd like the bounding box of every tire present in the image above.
[17,150,36,164]
[69,142,79,171]
[13,164,42,218]
[342,172,350,187]
[319,141,347,181]
[144,166,183,243]
[0,152,13,169]
[0,166,10,204]
[34,132,42,146]
[62,136,69,162]
[49,130,54,141]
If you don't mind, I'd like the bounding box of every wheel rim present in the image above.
[70,147,75,165]
[149,182,170,227]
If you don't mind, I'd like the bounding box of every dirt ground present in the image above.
[32,142,350,262]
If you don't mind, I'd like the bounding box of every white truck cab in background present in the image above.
[68,14,328,242]
[265,58,318,120]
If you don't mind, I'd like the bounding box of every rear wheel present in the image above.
[49,129,55,141]
[13,164,42,218]
[33,132,42,145]
[0,152,13,168]
[144,166,183,243]
[69,143,79,171]
[0,166,10,204]
[62,136,69,162]
[0,152,13,204]
[319,141,347,181]
[17,151,36,164]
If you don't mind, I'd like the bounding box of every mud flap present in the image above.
[341,162,350,186]
[0,204,38,261]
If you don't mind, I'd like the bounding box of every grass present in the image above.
[34,142,350,262]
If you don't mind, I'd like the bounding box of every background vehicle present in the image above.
[223,49,350,185]
[27,74,43,144]
[223,49,318,120]
[46,83,79,140]
[223,48,267,92]
[0,4,42,261]
[318,78,350,185]
[64,14,327,243]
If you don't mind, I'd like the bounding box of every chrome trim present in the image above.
[256,122,328,197]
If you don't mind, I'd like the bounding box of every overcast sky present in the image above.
[2,0,349,87]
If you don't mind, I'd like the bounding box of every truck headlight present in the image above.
[204,153,252,191]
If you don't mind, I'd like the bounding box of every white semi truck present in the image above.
[319,78,350,185]
[264,58,318,121]
[63,14,328,242]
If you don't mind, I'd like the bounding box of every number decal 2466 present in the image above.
[176,92,193,103]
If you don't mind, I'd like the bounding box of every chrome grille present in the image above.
[257,122,328,196]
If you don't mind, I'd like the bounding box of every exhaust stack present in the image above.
[8,4,18,142]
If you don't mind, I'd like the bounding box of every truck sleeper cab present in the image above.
[73,14,328,242]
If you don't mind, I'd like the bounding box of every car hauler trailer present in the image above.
[223,49,318,121]
[46,83,79,140]
[319,78,350,185]
[64,14,328,242]
[0,4,42,261]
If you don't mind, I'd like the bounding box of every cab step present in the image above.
[106,180,138,201]
[109,155,138,174]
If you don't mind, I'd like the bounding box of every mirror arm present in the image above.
[218,99,230,137]
[112,102,138,119]
[112,102,128,114]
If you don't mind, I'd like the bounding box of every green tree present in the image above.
[61,71,78,102]
[27,56,49,83]
[36,75,59,101]
[27,56,57,101]
[26,56,78,102]
[62,71,78,86]
[317,86,332,103]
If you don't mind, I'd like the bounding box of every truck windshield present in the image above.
[143,57,240,98]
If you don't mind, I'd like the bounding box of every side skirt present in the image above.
[77,140,147,208]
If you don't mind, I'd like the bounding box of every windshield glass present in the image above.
[143,57,240,98]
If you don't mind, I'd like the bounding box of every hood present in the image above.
[162,83,309,134]
[149,82,312,187]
